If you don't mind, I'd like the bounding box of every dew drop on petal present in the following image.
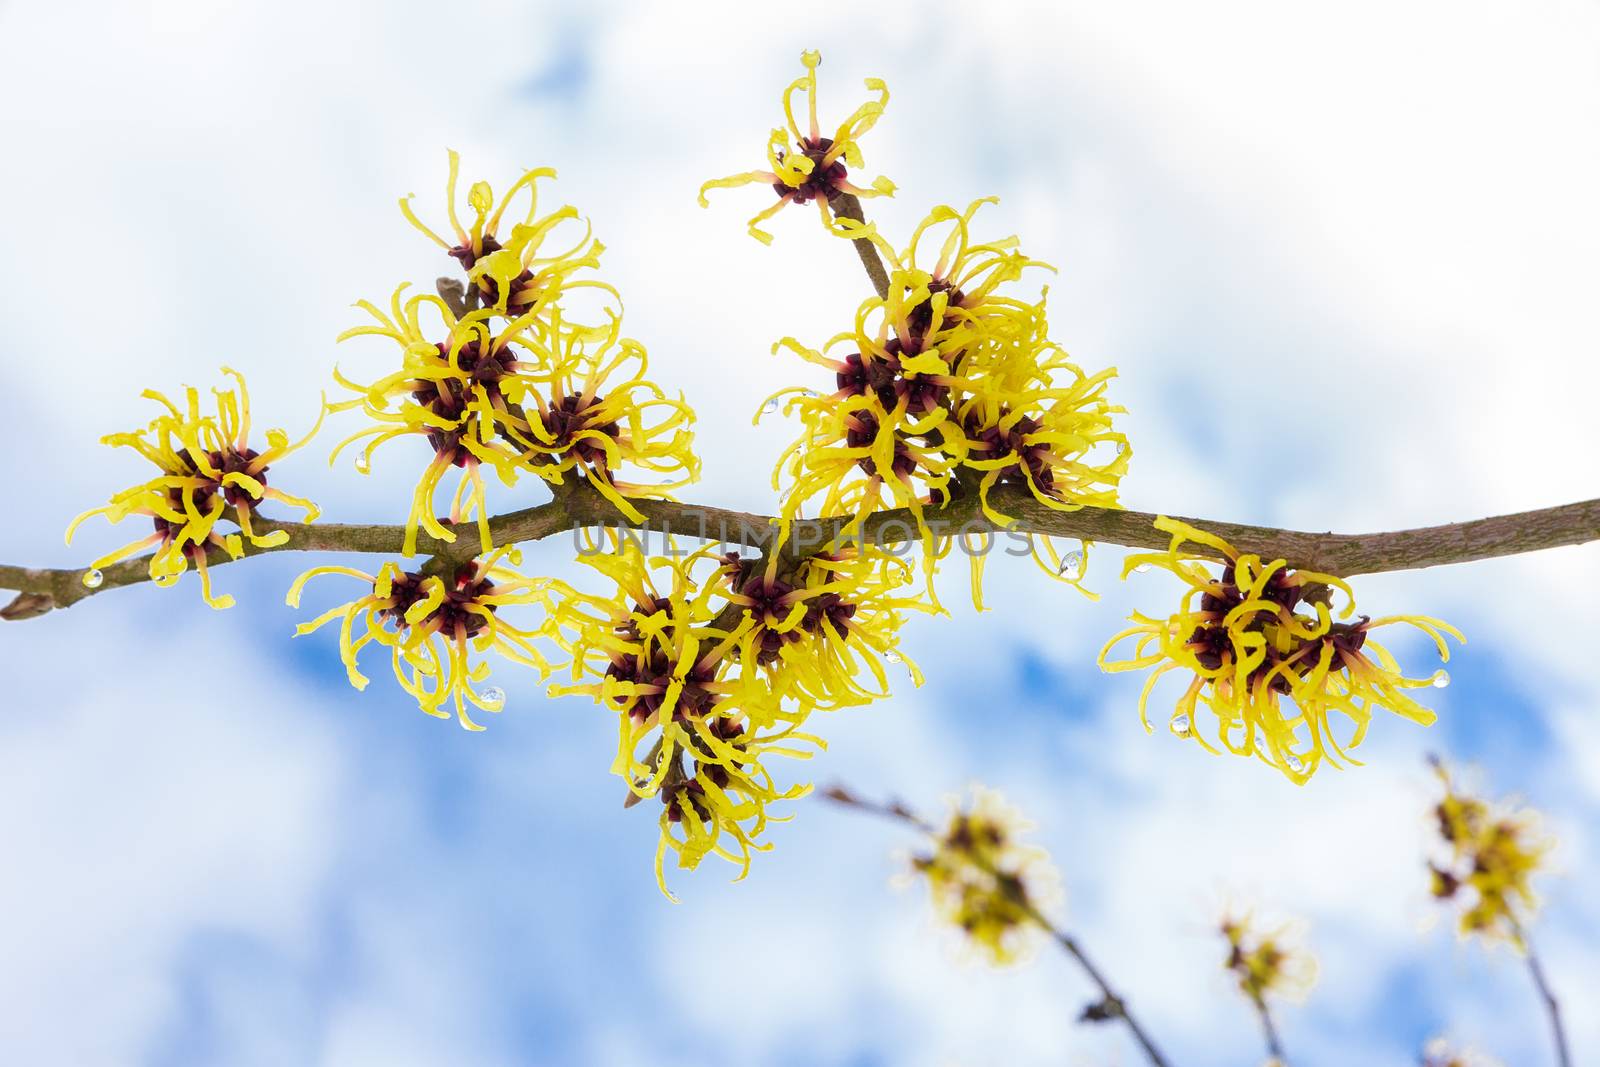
[760,398,782,419]
[1169,714,1191,737]
[479,686,506,709]
[1057,550,1085,580]
[1132,562,1152,574]
[1116,440,1128,455]
[1285,754,1305,773]
[354,453,371,474]
[82,568,104,589]
[885,649,902,663]
[1431,669,1450,689]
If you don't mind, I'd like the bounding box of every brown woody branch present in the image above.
[1512,921,1572,1067]
[833,193,891,299]
[3,478,1598,620]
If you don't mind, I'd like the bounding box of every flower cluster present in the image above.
[331,154,697,558]
[765,197,1127,607]
[1220,910,1317,1004]
[59,48,1502,906]
[909,787,1061,964]
[543,532,924,895]
[67,368,321,607]
[699,50,895,244]
[288,547,550,730]
[1427,759,1550,944]
[1100,517,1462,782]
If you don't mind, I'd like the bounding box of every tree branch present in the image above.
[1513,922,1572,1067]
[832,193,891,299]
[4,480,1598,620]
[1247,991,1288,1065]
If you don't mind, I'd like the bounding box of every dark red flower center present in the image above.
[541,393,621,469]
[962,408,1054,492]
[447,233,502,271]
[905,279,965,345]
[772,137,848,205]
[379,563,498,639]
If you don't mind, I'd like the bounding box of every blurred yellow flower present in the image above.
[911,786,1061,965]
[698,50,895,244]
[67,367,321,608]
[1100,517,1461,782]
[1220,911,1317,1003]
[1421,1037,1503,1067]
[1427,759,1551,945]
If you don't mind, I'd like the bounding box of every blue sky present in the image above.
[2,3,1598,1065]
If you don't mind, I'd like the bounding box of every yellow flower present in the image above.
[286,546,549,731]
[654,716,816,901]
[332,288,699,551]
[846,202,1130,526]
[66,368,321,608]
[1099,517,1462,782]
[508,311,700,522]
[768,293,968,534]
[541,535,822,897]
[540,534,927,896]
[953,328,1127,528]
[720,539,929,713]
[1427,759,1550,945]
[1220,910,1317,1003]
[838,198,1054,353]
[330,284,542,557]
[911,786,1061,965]
[400,149,615,321]
[764,208,1127,608]
[698,49,895,244]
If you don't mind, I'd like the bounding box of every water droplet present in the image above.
[1116,440,1128,455]
[1169,714,1191,738]
[1285,753,1305,773]
[1057,550,1084,580]
[885,650,902,664]
[1132,562,1152,574]
[354,453,371,474]
[1430,669,1450,689]
[479,686,506,709]
[81,568,104,589]
[798,388,820,399]
[759,398,782,419]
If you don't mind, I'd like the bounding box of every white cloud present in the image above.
[0,611,342,1066]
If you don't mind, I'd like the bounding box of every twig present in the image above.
[1513,921,1572,1067]
[819,785,1175,1067]
[1247,991,1288,1065]
[832,193,891,299]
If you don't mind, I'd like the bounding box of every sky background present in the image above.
[2,2,1598,1065]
